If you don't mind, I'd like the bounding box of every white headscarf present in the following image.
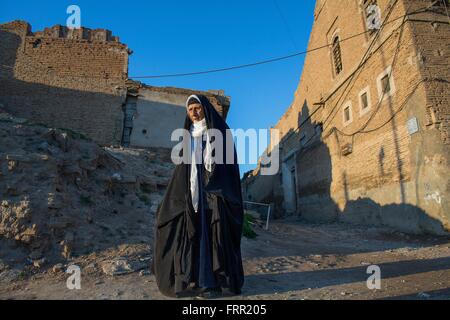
[186,95,213,213]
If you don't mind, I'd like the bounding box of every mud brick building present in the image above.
[243,0,450,235]
[123,81,230,149]
[0,20,230,147]
[0,20,130,145]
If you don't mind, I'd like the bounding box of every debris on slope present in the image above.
[0,110,174,274]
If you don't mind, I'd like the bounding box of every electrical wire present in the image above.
[128,9,425,79]
[323,0,411,139]
[321,0,401,135]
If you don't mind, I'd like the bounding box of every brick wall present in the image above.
[0,20,130,145]
[244,0,450,234]
[407,3,450,145]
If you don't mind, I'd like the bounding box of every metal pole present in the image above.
[265,205,271,231]
[244,200,269,206]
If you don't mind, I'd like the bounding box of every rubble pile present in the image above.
[0,110,174,272]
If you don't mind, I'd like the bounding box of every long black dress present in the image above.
[152,95,245,298]
[194,138,216,289]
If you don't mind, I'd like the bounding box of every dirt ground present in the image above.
[1,102,449,302]
[1,217,449,300]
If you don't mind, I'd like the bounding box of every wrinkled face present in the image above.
[187,103,205,123]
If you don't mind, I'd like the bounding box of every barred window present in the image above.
[332,36,343,75]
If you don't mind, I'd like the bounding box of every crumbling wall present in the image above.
[0,20,130,146]
[124,81,231,149]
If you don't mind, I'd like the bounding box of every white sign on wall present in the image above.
[407,117,419,135]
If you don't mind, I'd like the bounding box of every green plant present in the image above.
[18,270,27,280]
[80,195,94,205]
[140,184,154,194]
[56,127,90,141]
[242,213,257,239]
[137,193,150,204]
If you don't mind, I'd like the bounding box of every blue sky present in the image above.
[0,0,315,176]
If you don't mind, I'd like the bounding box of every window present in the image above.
[377,66,396,100]
[380,75,390,93]
[315,123,323,136]
[343,102,353,126]
[358,86,372,116]
[361,93,369,109]
[344,107,351,122]
[315,124,323,143]
[300,132,307,146]
[332,36,343,75]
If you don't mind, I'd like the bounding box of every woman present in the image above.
[152,94,245,298]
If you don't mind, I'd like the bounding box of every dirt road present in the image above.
[1,217,449,300]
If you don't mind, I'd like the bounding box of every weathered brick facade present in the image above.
[243,0,450,234]
[0,20,130,145]
[0,20,231,148]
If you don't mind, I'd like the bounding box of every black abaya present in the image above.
[152,95,245,298]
